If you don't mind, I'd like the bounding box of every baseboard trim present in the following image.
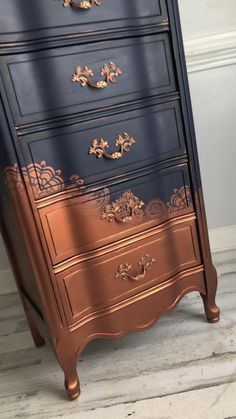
[184,31,236,73]
[209,224,236,276]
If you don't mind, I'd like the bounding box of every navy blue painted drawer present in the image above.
[38,162,194,264]
[19,100,186,199]
[0,0,168,45]
[1,33,176,126]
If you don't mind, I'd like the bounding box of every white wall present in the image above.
[179,0,236,39]
[1,0,236,294]
[178,0,236,230]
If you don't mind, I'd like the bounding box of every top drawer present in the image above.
[0,0,168,45]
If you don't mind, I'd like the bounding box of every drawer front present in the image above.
[39,163,194,265]
[2,33,176,126]
[56,217,201,326]
[20,100,186,199]
[0,0,168,45]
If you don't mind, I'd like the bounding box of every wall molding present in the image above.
[0,224,236,296]
[185,31,236,73]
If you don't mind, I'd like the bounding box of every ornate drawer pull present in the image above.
[72,62,122,89]
[89,133,135,160]
[63,0,102,9]
[115,255,156,282]
[101,191,145,224]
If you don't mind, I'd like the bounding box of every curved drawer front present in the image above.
[39,163,194,265]
[56,217,201,326]
[0,0,168,45]
[20,101,186,199]
[2,33,176,126]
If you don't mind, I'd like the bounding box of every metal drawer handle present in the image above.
[72,62,122,89]
[89,133,135,160]
[101,191,145,224]
[115,255,156,282]
[63,0,102,9]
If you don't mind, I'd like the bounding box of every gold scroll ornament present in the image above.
[101,191,145,224]
[115,255,156,282]
[63,0,102,9]
[89,133,135,160]
[72,62,122,89]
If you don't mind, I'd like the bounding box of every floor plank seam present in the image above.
[72,380,236,414]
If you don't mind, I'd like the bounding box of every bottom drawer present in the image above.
[56,215,201,326]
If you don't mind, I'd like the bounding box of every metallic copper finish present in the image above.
[38,186,194,265]
[4,161,85,199]
[0,0,220,403]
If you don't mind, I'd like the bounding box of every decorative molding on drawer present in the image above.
[0,224,236,295]
[184,31,236,73]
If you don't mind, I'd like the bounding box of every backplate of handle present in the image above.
[72,62,122,89]
[89,133,135,160]
[63,0,102,10]
[115,255,156,282]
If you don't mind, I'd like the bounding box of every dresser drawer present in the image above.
[38,163,194,265]
[0,0,168,45]
[56,216,201,326]
[2,33,176,126]
[20,100,186,199]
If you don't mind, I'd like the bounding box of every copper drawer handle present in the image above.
[115,255,156,282]
[72,62,122,89]
[89,133,135,160]
[101,191,145,224]
[63,0,102,9]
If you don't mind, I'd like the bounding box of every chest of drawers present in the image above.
[0,0,220,400]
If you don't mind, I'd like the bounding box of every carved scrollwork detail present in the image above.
[63,0,102,9]
[89,133,135,160]
[101,191,145,224]
[115,255,156,282]
[72,62,122,89]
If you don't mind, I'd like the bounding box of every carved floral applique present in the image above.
[101,186,192,225]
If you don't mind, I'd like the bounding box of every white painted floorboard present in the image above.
[0,273,235,419]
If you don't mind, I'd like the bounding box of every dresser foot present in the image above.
[201,294,220,323]
[201,293,220,323]
[200,265,220,323]
[54,337,81,400]
[63,359,81,400]
[65,375,81,401]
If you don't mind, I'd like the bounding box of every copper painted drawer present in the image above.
[56,216,201,326]
[19,100,186,200]
[1,33,176,126]
[0,0,168,45]
[38,163,194,265]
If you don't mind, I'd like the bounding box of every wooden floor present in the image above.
[0,272,236,419]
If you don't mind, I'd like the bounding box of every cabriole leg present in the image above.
[54,337,80,401]
[201,266,220,323]
[64,364,81,401]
